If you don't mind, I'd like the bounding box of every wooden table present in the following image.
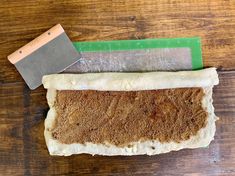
[1,1,235,175]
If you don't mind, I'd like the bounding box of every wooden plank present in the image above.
[1,0,235,83]
[0,83,24,175]
[0,71,234,175]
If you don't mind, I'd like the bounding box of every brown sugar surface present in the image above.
[51,88,207,146]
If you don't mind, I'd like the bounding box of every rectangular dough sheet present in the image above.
[42,68,219,156]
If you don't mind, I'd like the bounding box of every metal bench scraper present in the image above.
[8,24,81,90]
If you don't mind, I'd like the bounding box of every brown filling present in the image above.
[51,88,207,146]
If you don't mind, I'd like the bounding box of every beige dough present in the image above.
[42,68,219,156]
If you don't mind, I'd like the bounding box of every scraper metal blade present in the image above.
[8,24,81,90]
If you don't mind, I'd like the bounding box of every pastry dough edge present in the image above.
[42,67,219,91]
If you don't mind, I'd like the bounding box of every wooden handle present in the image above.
[8,24,64,64]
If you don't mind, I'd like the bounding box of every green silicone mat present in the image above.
[72,37,203,70]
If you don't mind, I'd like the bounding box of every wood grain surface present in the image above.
[0,0,235,175]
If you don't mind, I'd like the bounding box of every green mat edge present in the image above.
[73,37,203,70]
